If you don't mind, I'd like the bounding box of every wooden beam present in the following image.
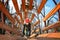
[37,32,60,38]
[0,22,21,35]
[42,21,60,31]
[12,0,23,24]
[37,0,47,14]
[22,0,28,19]
[43,3,60,21]
[31,28,40,34]
[31,20,40,33]
[30,34,36,38]
[33,20,40,27]
[31,14,35,22]
[24,10,28,19]
[0,2,15,24]
[22,0,25,11]
[36,28,40,32]
[58,10,60,21]
[29,0,33,10]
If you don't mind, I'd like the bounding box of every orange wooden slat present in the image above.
[0,2,15,24]
[12,0,23,24]
[14,16,21,24]
[42,21,60,31]
[37,32,60,38]
[24,10,28,19]
[22,0,25,11]
[58,6,60,21]
[36,28,40,32]
[12,0,19,13]
[29,0,33,10]
[31,14,35,22]
[33,20,40,27]
[43,3,60,21]
[37,0,47,14]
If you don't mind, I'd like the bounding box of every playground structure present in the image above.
[0,0,60,40]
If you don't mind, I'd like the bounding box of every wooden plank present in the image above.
[24,10,28,19]
[29,0,33,10]
[0,2,15,24]
[36,28,40,32]
[12,0,23,24]
[31,14,35,22]
[22,0,25,11]
[37,0,47,14]
[43,3,60,21]
[30,34,36,38]
[12,0,19,13]
[37,32,60,38]
[42,21,60,31]
[33,20,40,27]
[58,10,60,21]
